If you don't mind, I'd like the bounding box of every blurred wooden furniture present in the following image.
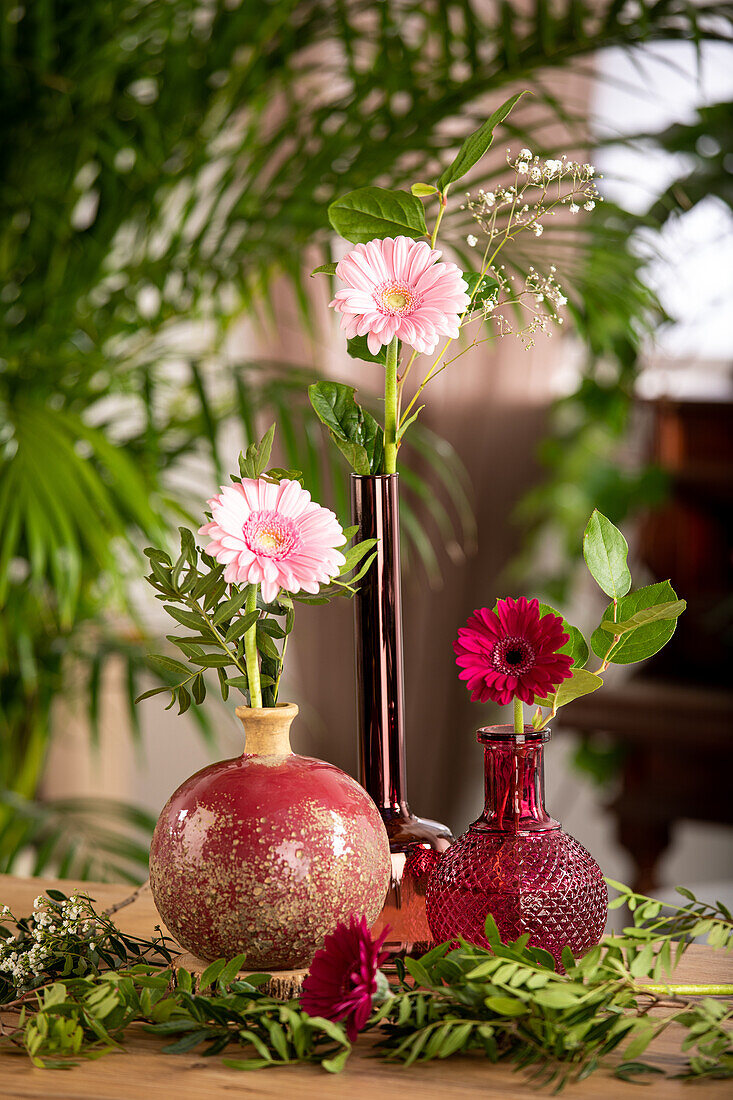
[564,679,733,891]
[1,874,732,1099]
[564,394,733,891]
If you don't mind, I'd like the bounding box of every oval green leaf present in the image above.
[328,186,428,244]
[590,581,681,664]
[583,510,632,600]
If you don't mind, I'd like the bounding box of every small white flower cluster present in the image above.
[513,148,596,183]
[0,893,95,989]
[526,265,568,314]
[461,149,601,250]
[479,264,568,350]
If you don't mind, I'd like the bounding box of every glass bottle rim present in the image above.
[477,723,551,745]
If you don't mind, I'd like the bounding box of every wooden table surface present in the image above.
[1,874,731,1099]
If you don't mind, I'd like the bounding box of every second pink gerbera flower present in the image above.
[329,236,470,356]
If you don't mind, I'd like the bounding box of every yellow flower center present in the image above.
[242,510,300,559]
[384,289,408,309]
[378,282,418,314]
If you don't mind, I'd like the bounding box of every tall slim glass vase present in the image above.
[351,473,454,954]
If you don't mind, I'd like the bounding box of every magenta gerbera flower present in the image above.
[454,597,574,706]
[300,916,390,1041]
[329,236,471,355]
[198,478,346,604]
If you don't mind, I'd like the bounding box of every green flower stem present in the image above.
[430,192,448,248]
[513,696,524,738]
[244,583,262,708]
[384,336,399,474]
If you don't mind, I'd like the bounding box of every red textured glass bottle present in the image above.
[352,474,454,955]
[426,725,607,967]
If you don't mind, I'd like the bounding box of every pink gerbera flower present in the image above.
[454,597,574,706]
[300,916,390,1041]
[198,478,346,604]
[329,236,471,355]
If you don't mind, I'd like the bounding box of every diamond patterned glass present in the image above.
[426,725,608,968]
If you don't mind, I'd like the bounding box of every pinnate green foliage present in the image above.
[2,885,731,1083]
[138,437,377,709]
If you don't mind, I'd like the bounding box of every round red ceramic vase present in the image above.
[149,703,391,969]
[426,726,608,968]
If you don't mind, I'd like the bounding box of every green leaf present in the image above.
[218,953,248,986]
[436,91,527,192]
[212,587,250,625]
[615,1062,665,1083]
[133,686,170,704]
[322,1047,350,1073]
[551,668,603,711]
[411,182,438,197]
[590,581,681,664]
[583,510,632,599]
[531,987,582,1009]
[225,612,260,642]
[147,654,191,675]
[239,424,276,479]
[163,606,209,632]
[255,625,280,661]
[464,272,499,313]
[225,675,249,689]
[346,334,401,366]
[485,995,527,1016]
[310,262,338,276]
[328,186,428,244]
[198,958,226,991]
[308,382,384,474]
[599,599,686,634]
[188,653,233,668]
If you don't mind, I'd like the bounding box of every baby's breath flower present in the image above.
[584,200,595,211]
[569,203,579,214]
[466,234,477,247]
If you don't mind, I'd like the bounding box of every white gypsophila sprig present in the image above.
[0,893,98,990]
[479,264,569,350]
[455,149,599,348]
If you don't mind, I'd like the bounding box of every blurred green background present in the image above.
[2,0,731,883]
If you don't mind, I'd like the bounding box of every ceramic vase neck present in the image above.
[351,473,408,815]
[235,702,298,756]
[474,724,557,834]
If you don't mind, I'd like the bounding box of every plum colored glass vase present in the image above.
[149,703,391,970]
[352,474,454,955]
[426,725,608,967]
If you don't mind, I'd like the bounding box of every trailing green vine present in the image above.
[1,884,731,1086]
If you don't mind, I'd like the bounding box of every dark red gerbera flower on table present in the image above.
[454,596,574,705]
[300,916,390,1041]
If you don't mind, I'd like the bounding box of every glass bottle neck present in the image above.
[474,726,557,834]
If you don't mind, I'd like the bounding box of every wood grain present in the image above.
[1,874,731,1099]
